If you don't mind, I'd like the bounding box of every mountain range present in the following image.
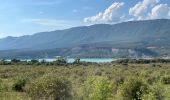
[0,19,170,59]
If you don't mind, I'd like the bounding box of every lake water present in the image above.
[6,58,116,63]
[38,58,116,63]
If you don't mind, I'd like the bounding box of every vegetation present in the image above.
[27,76,72,100]
[114,58,170,64]
[118,77,147,100]
[161,76,170,84]
[0,59,170,99]
[83,76,113,100]
[12,77,27,92]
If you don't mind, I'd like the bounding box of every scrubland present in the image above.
[0,60,170,100]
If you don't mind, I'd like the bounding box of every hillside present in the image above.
[0,19,170,58]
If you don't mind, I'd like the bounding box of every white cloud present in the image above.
[148,4,170,19]
[129,0,159,20]
[84,2,124,24]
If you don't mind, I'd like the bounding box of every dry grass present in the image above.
[0,63,170,100]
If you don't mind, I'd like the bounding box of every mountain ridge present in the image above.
[0,19,170,58]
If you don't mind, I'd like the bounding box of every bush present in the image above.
[146,76,158,85]
[94,69,102,76]
[0,79,7,93]
[12,78,27,92]
[11,59,21,63]
[73,58,80,64]
[0,59,11,65]
[161,76,170,84]
[142,84,164,100]
[27,59,39,65]
[118,77,147,100]
[114,76,124,86]
[83,76,113,100]
[54,57,67,66]
[0,79,3,92]
[26,76,72,100]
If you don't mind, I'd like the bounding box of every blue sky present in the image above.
[0,0,170,38]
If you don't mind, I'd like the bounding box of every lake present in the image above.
[38,58,116,63]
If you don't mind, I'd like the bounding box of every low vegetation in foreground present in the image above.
[0,59,170,100]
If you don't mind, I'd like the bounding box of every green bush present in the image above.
[73,58,80,64]
[83,76,113,100]
[161,76,170,84]
[54,57,67,66]
[94,69,102,76]
[11,59,21,63]
[12,78,27,92]
[142,84,164,100]
[0,79,7,93]
[118,77,147,100]
[0,79,3,92]
[0,60,11,65]
[26,76,72,100]
[114,76,124,86]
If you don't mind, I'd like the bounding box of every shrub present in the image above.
[0,59,4,65]
[31,59,39,63]
[118,77,147,100]
[54,57,67,66]
[114,76,124,86]
[146,76,158,85]
[0,79,3,92]
[0,59,11,65]
[26,59,39,65]
[142,84,164,100]
[12,78,27,92]
[0,79,7,92]
[73,58,80,64]
[11,59,21,63]
[161,76,170,84]
[26,76,72,100]
[94,69,102,76]
[83,76,113,100]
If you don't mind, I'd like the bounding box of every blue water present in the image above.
[39,58,116,63]
[6,58,116,63]
[68,58,115,63]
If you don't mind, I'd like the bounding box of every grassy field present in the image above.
[0,62,170,100]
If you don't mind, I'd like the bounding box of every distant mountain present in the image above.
[0,19,170,58]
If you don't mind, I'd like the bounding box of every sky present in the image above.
[0,0,170,38]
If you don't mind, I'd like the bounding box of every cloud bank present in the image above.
[148,4,170,19]
[84,0,170,24]
[129,0,159,20]
[84,2,124,24]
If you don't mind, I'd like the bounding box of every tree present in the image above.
[73,58,80,64]
[11,59,20,63]
[54,57,67,65]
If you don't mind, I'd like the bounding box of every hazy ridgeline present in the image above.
[0,59,170,100]
[1,19,170,59]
